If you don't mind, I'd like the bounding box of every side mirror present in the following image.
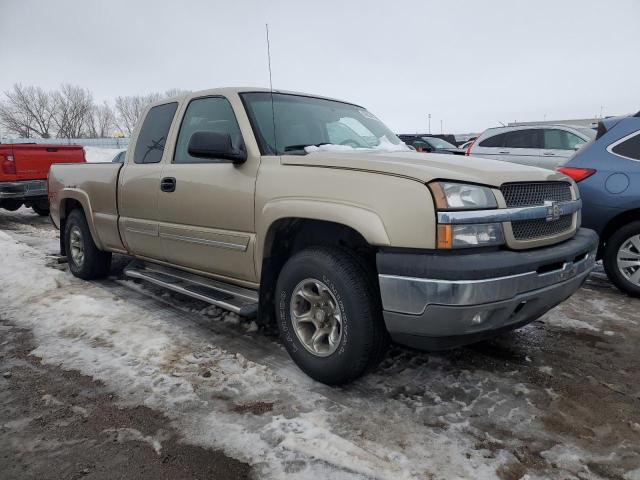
[574,143,585,151]
[187,131,247,163]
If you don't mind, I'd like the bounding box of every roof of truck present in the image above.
[159,87,362,108]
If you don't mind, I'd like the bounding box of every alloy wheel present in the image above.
[290,278,343,357]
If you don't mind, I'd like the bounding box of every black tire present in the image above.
[275,246,388,385]
[603,220,640,298]
[64,209,111,280]
[31,201,50,216]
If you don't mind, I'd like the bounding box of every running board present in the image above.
[124,261,259,318]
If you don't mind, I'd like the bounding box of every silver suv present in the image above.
[468,125,596,170]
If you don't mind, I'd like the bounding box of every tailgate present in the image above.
[11,144,85,181]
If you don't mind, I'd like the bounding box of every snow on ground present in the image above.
[84,146,123,163]
[0,230,497,479]
[1,213,640,479]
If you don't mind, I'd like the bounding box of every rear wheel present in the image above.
[64,209,111,280]
[275,246,387,385]
[603,220,640,297]
[31,200,50,216]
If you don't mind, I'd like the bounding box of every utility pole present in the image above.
[428,114,431,134]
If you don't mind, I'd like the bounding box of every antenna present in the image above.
[265,23,277,154]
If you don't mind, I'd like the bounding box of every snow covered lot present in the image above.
[1,208,639,480]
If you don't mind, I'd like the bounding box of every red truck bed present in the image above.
[0,143,85,215]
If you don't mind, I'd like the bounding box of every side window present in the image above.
[133,103,178,164]
[544,129,586,150]
[504,129,541,149]
[479,133,506,147]
[174,96,243,164]
[565,131,586,150]
[611,131,640,161]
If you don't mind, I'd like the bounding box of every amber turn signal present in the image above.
[437,224,453,249]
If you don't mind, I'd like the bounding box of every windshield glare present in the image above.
[241,92,408,155]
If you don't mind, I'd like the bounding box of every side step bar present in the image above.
[124,261,259,318]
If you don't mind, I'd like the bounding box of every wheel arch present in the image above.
[58,190,104,254]
[257,213,382,328]
[599,208,640,255]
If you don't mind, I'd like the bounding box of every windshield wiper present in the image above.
[283,143,330,153]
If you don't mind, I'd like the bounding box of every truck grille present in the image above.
[501,182,575,242]
[512,214,573,240]
[501,182,572,207]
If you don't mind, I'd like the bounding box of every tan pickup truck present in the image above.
[48,88,598,384]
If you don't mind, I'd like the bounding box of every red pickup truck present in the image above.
[0,143,85,216]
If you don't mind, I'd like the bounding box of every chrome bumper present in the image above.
[379,249,595,315]
[377,228,599,349]
[0,180,47,199]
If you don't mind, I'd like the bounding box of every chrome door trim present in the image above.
[126,227,158,237]
[159,232,248,251]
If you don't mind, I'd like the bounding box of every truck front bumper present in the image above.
[0,180,47,199]
[377,228,598,350]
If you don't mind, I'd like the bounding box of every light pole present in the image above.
[440,120,443,134]
[428,114,431,134]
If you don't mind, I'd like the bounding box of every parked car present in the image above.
[558,113,640,297]
[0,143,85,215]
[468,125,596,169]
[111,150,126,163]
[398,134,465,155]
[48,87,597,384]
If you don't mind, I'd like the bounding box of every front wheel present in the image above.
[275,247,387,385]
[64,209,111,280]
[603,220,640,297]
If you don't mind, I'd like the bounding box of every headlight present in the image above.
[429,181,503,249]
[437,223,504,249]
[429,182,497,210]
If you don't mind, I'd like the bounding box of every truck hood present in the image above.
[281,150,567,186]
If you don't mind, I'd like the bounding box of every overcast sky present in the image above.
[1,0,638,133]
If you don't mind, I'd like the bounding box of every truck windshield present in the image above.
[241,92,408,155]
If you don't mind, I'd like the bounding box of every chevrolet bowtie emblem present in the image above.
[544,200,563,222]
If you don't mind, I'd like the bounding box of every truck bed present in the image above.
[49,162,125,252]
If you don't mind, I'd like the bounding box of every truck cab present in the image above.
[48,88,598,384]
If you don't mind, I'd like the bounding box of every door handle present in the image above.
[160,177,176,192]
[543,151,556,156]
[498,150,510,154]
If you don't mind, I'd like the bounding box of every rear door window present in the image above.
[544,129,586,150]
[504,129,542,149]
[479,133,506,147]
[611,131,640,161]
[133,102,178,164]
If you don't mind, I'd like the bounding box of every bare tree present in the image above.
[114,93,161,136]
[86,101,115,138]
[0,84,56,138]
[53,84,94,138]
[164,88,191,98]
[1,85,191,139]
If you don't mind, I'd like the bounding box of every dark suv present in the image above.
[559,112,640,297]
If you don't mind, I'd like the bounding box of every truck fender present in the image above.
[58,189,105,251]
[257,198,390,262]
